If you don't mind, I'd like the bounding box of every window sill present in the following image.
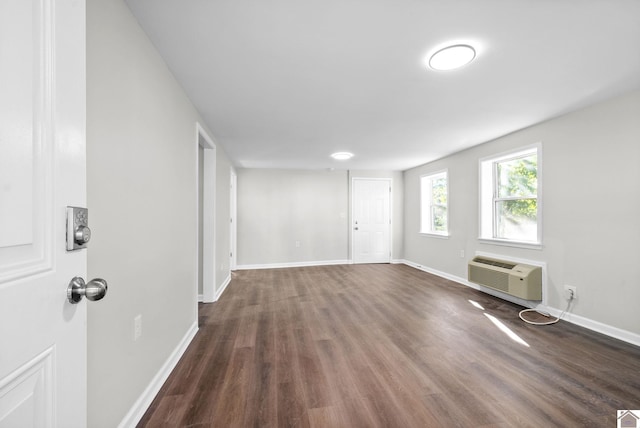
[478,238,542,250]
[420,232,450,239]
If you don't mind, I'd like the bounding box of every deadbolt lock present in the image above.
[66,206,91,251]
[74,225,91,245]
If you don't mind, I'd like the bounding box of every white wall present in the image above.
[237,169,350,267]
[87,0,232,426]
[236,169,404,267]
[403,90,640,339]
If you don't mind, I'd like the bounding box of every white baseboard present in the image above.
[118,321,199,428]
[401,259,537,309]
[236,259,351,270]
[214,274,231,301]
[538,304,640,347]
[401,259,640,348]
[401,259,469,286]
[199,275,231,303]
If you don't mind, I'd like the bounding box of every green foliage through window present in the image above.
[421,172,448,235]
[494,153,538,241]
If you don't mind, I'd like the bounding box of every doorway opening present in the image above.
[197,123,216,303]
[229,170,237,271]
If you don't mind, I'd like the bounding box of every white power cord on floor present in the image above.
[519,290,574,326]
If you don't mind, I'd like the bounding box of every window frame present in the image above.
[420,169,449,237]
[479,144,542,249]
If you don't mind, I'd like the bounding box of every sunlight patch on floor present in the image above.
[484,313,530,347]
[468,300,485,310]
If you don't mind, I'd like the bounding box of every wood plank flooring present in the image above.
[138,264,640,427]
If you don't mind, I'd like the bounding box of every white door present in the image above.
[0,0,90,426]
[352,179,391,264]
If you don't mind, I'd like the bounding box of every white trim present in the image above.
[213,274,232,301]
[236,259,351,271]
[400,258,498,300]
[199,276,230,303]
[478,143,541,166]
[401,257,537,308]
[196,122,216,148]
[229,169,237,271]
[420,232,450,239]
[419,169,449,236]
[478,142,542,246]
[536,305,640,347]
[118,322,199,428]
[477,238,542,250]
[196,123,217,304]
[400,259,640,348]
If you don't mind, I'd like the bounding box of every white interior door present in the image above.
[352,178,391,264]
[0,0,88,426]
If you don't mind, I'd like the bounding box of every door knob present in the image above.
[67,277,108,304]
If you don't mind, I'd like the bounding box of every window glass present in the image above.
[421,171,448,235]
[480,147,540,245]
[496,155,537,198]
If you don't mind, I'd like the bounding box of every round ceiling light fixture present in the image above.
[331,152,354,161]
[429,44,476,71]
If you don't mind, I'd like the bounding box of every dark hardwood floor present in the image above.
[138,264,640,427]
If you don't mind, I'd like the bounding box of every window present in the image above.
[420,170,448,235]
[480,146,540,246]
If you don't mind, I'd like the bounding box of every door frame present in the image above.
[196,123,216,303]
[229,169,237,271]
[350,177,392,264]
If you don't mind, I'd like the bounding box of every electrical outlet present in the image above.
[459,250,465,258]
[564,285,577,300]
[295,241,301,248]
[134,314,142,341]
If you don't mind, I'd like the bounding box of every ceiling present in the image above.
[125,0,640,171]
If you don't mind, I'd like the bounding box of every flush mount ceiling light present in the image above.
[429,44,476,71]
[331,152,354,160]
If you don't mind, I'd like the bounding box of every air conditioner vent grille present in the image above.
[473,257,516,270]
[469,265,509,291]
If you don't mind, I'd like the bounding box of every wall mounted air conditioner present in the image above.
[468,256,542,300]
